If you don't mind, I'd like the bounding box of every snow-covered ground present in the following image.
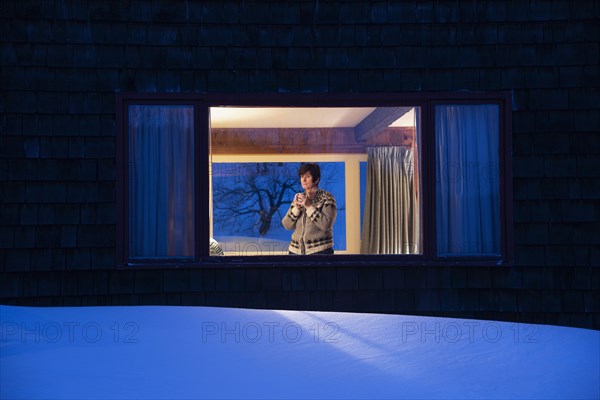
[1,305,598,399]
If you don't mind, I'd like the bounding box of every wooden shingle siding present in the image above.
[0,0,598,329]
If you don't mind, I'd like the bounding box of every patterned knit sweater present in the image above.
[281,189,337,255]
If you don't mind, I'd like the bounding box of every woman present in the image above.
[282,163,337,255]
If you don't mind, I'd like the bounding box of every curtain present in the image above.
[360,146,419,254]
[436,105,500,256]
[128,105,195,258]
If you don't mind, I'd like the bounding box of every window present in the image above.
[209,106,421,256]
[117,93,512,266]
[211,160,349,255]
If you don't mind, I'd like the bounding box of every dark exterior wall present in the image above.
[1,1,599,329]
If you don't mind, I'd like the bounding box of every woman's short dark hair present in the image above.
[298,163,321,185]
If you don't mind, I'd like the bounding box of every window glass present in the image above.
[212,161,346,255]
[435,104,500,256]
[209,106,421,255]
[128,105,195,258]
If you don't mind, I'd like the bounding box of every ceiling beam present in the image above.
[354,107,413,142]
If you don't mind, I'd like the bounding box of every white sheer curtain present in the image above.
[360,146,419,254]
[128,105,195,258]
[436,105,500,256]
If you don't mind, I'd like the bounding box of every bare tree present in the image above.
[212,163,298,236]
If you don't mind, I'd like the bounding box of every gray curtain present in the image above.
[360,146,419,254]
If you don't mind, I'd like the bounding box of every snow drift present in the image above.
[1,305,598,399]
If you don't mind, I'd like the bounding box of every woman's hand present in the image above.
[294,193,306,208]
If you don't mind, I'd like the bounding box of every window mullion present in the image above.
[422,100,437,261]
[197,103,210,261]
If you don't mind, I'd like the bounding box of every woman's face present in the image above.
[300,172,317,191]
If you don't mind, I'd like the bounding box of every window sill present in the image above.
[122,254,510,269]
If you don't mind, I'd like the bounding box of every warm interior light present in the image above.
[210,107,377,128]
